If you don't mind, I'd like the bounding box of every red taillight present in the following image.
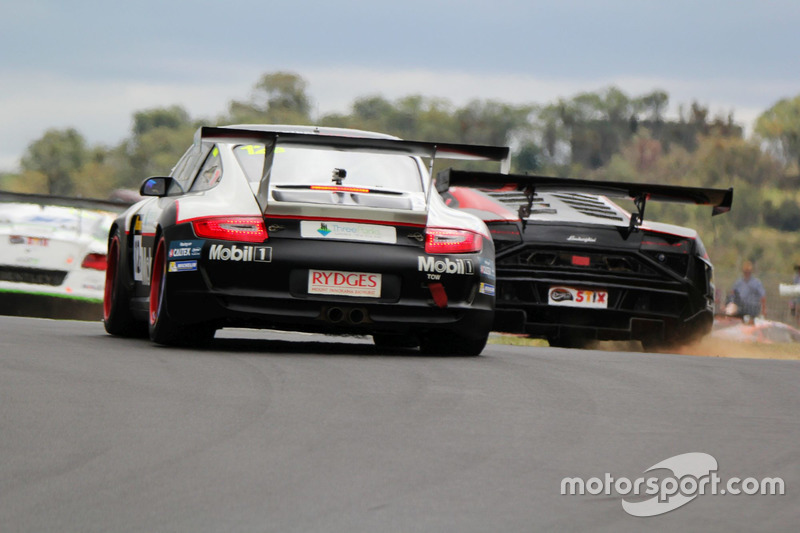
[425,228,483,254]
[192,217,268,243]
[81,253,107,271]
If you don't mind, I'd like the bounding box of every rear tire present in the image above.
[148,237,215,346]
[419,331,488,356]
[103,229,147,337]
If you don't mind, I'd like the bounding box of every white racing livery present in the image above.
[0,193,131,302]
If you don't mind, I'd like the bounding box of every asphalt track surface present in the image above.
[1,315,797,532]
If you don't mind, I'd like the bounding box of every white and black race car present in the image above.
[103,125,509,355]
[437,170,733,349]
[0,192,129,303]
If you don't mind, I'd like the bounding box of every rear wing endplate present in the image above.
[437,169,733,231]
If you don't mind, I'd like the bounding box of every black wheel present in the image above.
[148,237,215,346]
[419,331,489,356]
[103,228,147,337]
[372,333,420,349]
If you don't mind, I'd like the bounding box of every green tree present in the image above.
[755,94,800,169]
[636,90,669,121]
[121,106,197,183]
[226,71,312,124]
[513,142,543,173]
[20,128,88,195]
[455,100,533,146]
[133,105,192,136]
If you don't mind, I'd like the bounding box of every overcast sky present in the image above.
[1,0,798,172]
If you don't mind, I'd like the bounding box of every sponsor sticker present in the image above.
[418,256,474,281]
[479,282,495,296]
[168,260,198,272]
[9,236,48,246]
[300,220,396,244]
[308,269,382,298]
[548,286,608,309]
[168,239,204,259]
[567,235,597,243]
[479,257,496,280]
[132,234,152,283]
[208,244,272,262]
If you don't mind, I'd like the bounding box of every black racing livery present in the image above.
[103,125,509,355]
[438,169,733,349]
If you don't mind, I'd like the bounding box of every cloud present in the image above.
[0,71,254,171]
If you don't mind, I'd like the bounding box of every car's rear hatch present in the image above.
[202,126,510,233]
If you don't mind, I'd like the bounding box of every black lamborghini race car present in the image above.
[437,170,733,349]
[103,125,509,355]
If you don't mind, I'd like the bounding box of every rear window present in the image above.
[234,144,425,192]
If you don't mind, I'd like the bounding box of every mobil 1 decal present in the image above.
[417,256,474,281]
[208,243,272,262]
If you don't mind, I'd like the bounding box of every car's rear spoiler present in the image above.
[199,126,511,169]
[199,126,511,212]
[436,169,733,231]
[0,191,135,213]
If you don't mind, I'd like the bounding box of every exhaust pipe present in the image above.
[348,308,366,324]
[326,307,345,323]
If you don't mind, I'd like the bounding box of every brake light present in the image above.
[425,228,483,254]
[81,253,107,271]
[192,217,268,242]
[309,185,372,194]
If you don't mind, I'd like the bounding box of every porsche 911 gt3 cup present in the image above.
[103,125,509,355]
[437,170,733,349]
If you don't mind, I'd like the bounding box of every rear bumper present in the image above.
[164,288,494,338]
[0,270,105,302]
[492,273,713,343]
[494,305,713,343]
[141,227,495,339]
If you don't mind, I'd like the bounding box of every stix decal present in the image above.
[208,244,272,262]
[169,260,198,272]
[168,240,204,260]
[417,256,474,280]
[548,286,609,309]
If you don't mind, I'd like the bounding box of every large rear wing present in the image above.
[0,191,135,213]
[436,169,733,231]
[199,126,511,169]
[199,126,510,212]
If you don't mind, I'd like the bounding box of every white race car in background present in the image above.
[0,193,132,302]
